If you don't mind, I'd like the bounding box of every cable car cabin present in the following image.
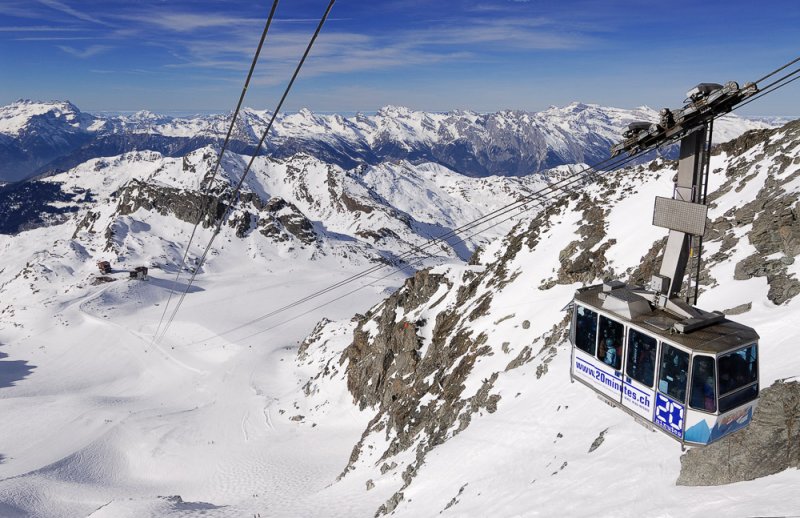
[569,282,759,446]
[573,78,763,445]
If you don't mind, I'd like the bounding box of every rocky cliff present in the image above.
[678,380,800,486]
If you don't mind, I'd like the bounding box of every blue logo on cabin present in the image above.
[654,393,684,438]
[575,357,621,392]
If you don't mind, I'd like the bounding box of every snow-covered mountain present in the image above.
[0,146,562,332]
[274,120,800,516]
[0,101,98,182]
[0,99,777,182]
[0,140,573,516]
[0,114,798,516]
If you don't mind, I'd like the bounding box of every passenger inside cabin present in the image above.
[597,315,624,370]
[719,356,733,394]
[659,345,689,403]
[603,337,617,367]
[703,377,715,410]
[690,356,716,412]
[675,371,687,402]
[575,306,598,355]
[640,342,655,386]
[627,330,657,387]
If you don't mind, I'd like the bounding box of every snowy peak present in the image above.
[0,100,780,183]
[0,99,96,136]
[0,145,553,301]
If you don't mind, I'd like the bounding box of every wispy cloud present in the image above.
[36,0,111,26]
[57,44,112,58]
[403,16,595,50]
[155,12,594,87]
[0,25,83,32]
[90,68,155,75]
[114,12,261,32]
[16,36,95,41]
[0,3,40,18]
[7,1,594,82]
[274,18,351,24]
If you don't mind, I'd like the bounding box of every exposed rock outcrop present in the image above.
[705,120,800,304]
[258,197,316,245]
[116,178,227,228]
[678,380,800,486]
[337,233,568,514]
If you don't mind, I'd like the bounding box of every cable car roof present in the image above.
[574,284,759,355]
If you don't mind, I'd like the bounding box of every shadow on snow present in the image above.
[0,350,36,389]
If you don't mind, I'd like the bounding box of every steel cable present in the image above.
[161,56,800,346]
[150,0,280,345]
[154,0,337,345]
[193,70,799,345]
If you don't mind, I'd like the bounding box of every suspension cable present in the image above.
[225,151,656,344]
[154,0,337,345]
[150,0,280,346]
[163,55,800,346]
[733,68,800,113]
[194,149,652,345]
[193,70,798,346]
[752,56,800,85]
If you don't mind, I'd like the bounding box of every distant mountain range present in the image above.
[0,99,779,183]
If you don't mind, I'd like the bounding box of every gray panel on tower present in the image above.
[652,196,708,235]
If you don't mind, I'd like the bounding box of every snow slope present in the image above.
[0,146,559,516]
[0,120,798,517]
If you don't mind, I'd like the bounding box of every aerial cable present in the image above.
[751,56,800,86]
[229,196,557,344]
[224,150,654,344]
[190,161,616,341]
[755,64,800,92]
[732,68,800,113]
[180,56,799,347]
[194,141,714,347]
[195,75,797,347]
[150,0,280,346]
[154,0,337,345]
[194,150,650,345]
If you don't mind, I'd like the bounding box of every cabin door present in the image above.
[620,328,658,421]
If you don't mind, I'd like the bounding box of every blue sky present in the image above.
[0,0,798,115]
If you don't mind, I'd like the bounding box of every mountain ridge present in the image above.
[0,99,778,182]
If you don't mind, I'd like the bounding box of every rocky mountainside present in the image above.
[0,136,584,516]
[0,99,776,182]
[288,120,800,516]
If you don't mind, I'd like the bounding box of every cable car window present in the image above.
[658,344,689,403]
[574,305,598,355]
[626,329,657,387]
[689,355,716,412]
[597,315,624,370]
[718,344,758,413]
